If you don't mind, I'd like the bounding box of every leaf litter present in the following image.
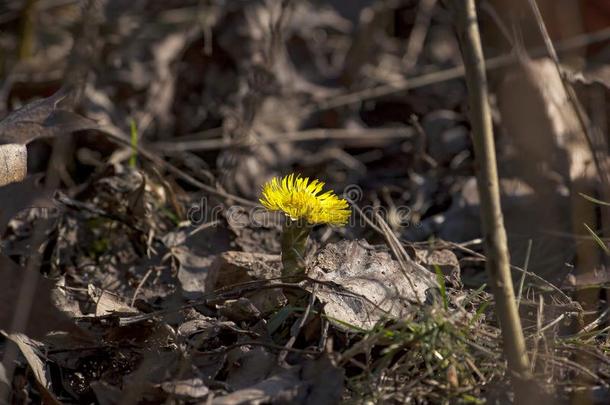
[0,1,609,404]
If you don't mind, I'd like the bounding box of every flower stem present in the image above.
[281,219,311,280]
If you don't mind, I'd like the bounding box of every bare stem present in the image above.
[453,0,534,401]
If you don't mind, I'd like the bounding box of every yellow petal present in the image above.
[260,173,352,225]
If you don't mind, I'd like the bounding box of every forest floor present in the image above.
[0,1,609,404]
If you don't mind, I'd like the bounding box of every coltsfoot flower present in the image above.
[260,173,351,225]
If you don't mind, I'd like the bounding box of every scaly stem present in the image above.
[281,219,311,280]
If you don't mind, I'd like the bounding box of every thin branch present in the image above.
[402,0,437,71]
[96,126,259,208]
[151,127,414,153]
[303,26,610,115]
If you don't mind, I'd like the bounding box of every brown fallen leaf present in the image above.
[173,247,220,299]
[213,354,343,405]
[0,90,68,144]
[0,89,97,145]
[0,254,76,339]
[159,377,209,400]
[0,175,54,236]
[225,346,275,390]
[309,240,437,330]
[246,288,287,316]
[217,297,261,322]
[215,251,281,288]
[213,366,302,405]
[87,284,138,317]
[162,225,231,299]
[0,89,98,186]
[412,247,461,287]
[1,333,60,404]
[90,381,123,405]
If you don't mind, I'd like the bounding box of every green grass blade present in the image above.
[434,265,448,310]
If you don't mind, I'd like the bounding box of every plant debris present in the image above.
[1,1,609,404]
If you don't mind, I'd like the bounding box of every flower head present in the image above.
[260,173,351,225]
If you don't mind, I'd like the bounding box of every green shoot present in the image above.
[129,118,138,168]
[434,264,449,310]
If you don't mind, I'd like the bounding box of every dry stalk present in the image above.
[453,0,534,402]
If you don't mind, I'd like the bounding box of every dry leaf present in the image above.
[212,368,301,405]
[215,251,281,287]
[1,333,60,404]
[413,247,461,285]
[217,297,261,322]
[309,240,436,330]
[173,248,220,299]
[0,175,54,235]
[87,284,137,317]
[163,226,231,299]
[0,89,98,186]
[213,355,343,405]
[90,381,123,405]
[0,254,76,339]
[0,90,96,145]
[160,378,209,400]
[226,346,275,390]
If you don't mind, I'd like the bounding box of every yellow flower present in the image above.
[260,173,351,225]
